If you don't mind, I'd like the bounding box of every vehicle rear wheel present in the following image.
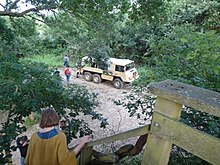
[92,74,102,84]
[113,78,124,89]
[84,72,92,81]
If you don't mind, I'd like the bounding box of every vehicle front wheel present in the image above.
[92,74,102,84]
[84,72,92,81]
[113,78,124,89]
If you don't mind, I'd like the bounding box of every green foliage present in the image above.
[60,0,130,20]
[181,108,220,138]
[132,66,156,87]
[41,0,169,64]
[151,25,220,92]
[0,18,14,43]
[0,17,45,57]
[24,113,41,128]
[169,145,211,165]
[0,54,107,164]
[128,0,167,23]
[44,12,118,64]
[0,16,65,57]
[118,155,142,165]
[114,87,155,124]
[10,17,37,38]
[168,0,220,31]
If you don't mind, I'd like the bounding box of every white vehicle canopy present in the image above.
[108,58,134,66]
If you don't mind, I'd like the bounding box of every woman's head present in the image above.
[39,108,59,128]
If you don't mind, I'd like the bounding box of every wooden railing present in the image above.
[79,79,220,165]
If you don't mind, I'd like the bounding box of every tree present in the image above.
[151,25,220,92]
[168,0,220,31]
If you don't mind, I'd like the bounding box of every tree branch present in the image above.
[6,105,12,127]
[8,0,20,11]
[20,6,52,15]
[0,4,57,17]
[0,3,4,9]
[0,10,24,17]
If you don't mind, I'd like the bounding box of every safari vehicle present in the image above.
[80,58,139,89]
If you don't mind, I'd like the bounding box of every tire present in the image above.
[92,74,102,84]
[113,78,124,89]
[84,72,92,81]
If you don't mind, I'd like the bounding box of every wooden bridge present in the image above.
[79,79,220,165]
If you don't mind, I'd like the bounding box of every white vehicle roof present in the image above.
[109,58,134,66]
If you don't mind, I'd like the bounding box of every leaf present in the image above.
[180,38,188,43]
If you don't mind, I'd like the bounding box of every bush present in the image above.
[151,25,220,92]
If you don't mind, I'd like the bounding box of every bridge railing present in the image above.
[79,79,220,165]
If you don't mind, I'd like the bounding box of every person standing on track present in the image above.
[64,55,69,67]
[64,65,71,82]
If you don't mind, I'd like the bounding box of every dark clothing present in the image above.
[16,139,29,158]
[53,70,60,77]
[64,61,69,67]
[64,56,69,67]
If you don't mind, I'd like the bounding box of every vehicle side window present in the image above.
[115,65,124,72]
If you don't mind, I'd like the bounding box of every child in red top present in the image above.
[64,65,71,82]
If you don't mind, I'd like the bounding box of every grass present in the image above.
[21,54,65,67]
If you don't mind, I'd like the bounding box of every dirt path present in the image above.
[12,68,141,164]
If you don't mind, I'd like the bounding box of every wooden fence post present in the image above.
[79,146,93,165]
[142,97,182,165]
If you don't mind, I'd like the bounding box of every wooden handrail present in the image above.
[86,124,150,147]
[80,125,150,165]
[149,79,220,117]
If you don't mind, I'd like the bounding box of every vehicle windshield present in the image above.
[125,62,135,71]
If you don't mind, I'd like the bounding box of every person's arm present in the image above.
[73,135,90,155]
[22,141,28,147]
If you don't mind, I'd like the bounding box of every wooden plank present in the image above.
[152,112,220,165]
[79,146,93,165]
[149,79,220,117]
[87,125,150,147]
[142,97,182,165]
